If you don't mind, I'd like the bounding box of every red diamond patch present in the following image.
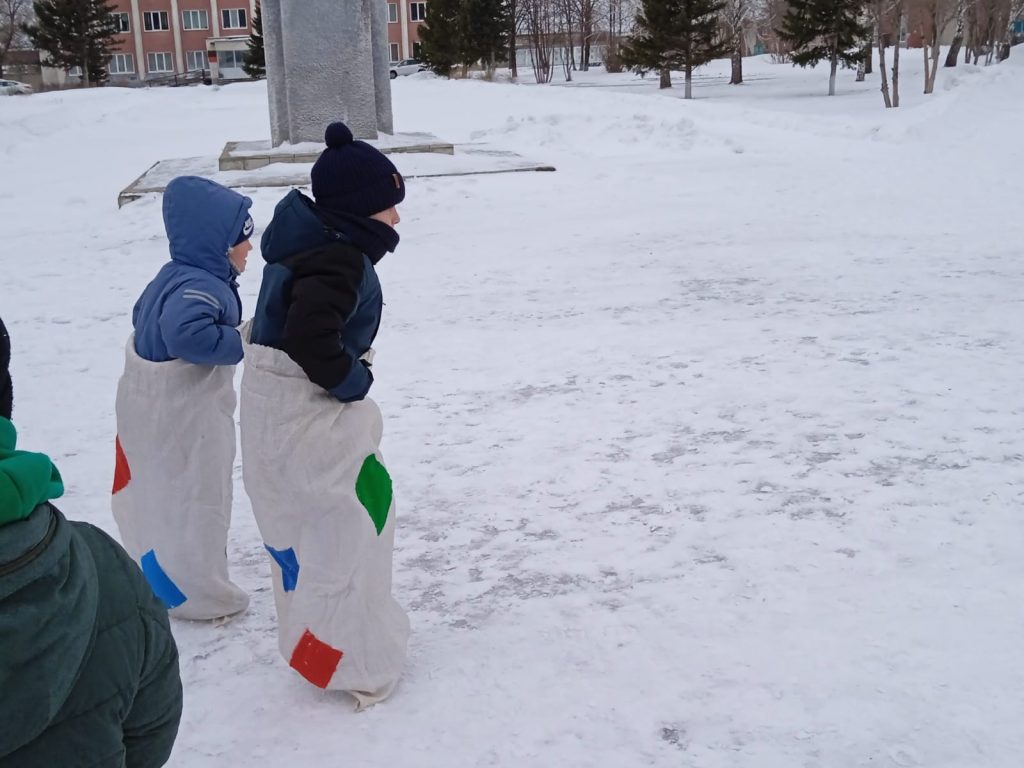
[289,629,343,689]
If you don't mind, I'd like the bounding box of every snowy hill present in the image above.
[2,51,1023,767]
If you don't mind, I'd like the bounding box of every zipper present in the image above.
[0,506,58,577]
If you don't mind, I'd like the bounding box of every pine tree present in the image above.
[462,0,510,75]
[779,0,869,95]
[23,0,119,86]
[622,0,728,96]
[421,0,510,77]
[419,0,461,75]
[243,1,265,79]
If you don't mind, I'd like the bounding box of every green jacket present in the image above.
[0,419,182,767]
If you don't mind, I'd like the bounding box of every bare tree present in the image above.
[0,0,31,78]
[891,0,903,102]
[910,0,955,91]
[523,0,557,81]
[721,0,753,83]
[759,0,792,60]
[600,0,633,68]
[577,0,598,68]
[870,0,901,105]
[510,0,519,78]
[964,0,1013,62]
[944,0,970,65]
[997,0,1022,58]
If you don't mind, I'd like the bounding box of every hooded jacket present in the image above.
[250,190,397,402]
[0,419,182,767]
[133,176,252,365]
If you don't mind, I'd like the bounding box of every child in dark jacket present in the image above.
[113,176,254,621]
[240,122,409,706]
[0,316,182,768]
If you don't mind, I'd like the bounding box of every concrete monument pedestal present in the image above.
[117,143,556,207]
[218,134,456,172]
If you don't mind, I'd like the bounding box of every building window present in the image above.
[109,53,135,74]
[218,49,246,69]
[111,12,130,32]
[182,9,209,30]
[147,52,174,73]
[186,50,208,71]
[389,43,399,62]
[143,11,170,31]
[388,3,398,22]
[222,8,247,29]
[410,2,426,21]
[412,41,423,58]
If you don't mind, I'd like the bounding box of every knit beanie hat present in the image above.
[310,122,406,218]
[233,214,255,247]
[0,316,11,421]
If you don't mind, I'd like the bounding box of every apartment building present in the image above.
[96,0,256,82]
[386,0,427,63]
[88,1,428,84]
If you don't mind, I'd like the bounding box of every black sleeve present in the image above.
[281,245,369,395]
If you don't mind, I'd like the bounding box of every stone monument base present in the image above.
[117,142,556,208]
[219,133,455,172]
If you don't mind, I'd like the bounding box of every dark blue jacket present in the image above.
[133,177,252,365]
[251,191,396,402]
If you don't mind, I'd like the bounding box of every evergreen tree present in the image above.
[419,0,461,75]
[779,0,868,95]
[243,1,265,79]
[421,0,510,77]
[622,0,728,96]
[23,0,118,86]
[462,0,510,75]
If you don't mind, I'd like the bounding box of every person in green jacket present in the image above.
[0,315,183,768]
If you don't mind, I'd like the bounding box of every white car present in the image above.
[0,79,33,95]
[389,59,426,79]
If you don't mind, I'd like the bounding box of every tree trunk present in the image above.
[659,67,671,88]
[685,64,693,98]
[730,44,743,84]
[923,41,931,92]
[828,49,838,95]
[878,22,892,107]
[892,10,901,107]
[946,3,964,67]
[946,35,963,66]
[510,16,518,79]
[856,57,866,81]
[864,42,873,74]
[926,36,941,91]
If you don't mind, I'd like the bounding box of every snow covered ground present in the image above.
[2,51,1024,767]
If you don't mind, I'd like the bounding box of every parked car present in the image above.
[0,79,33,95]
[389,59,426,79]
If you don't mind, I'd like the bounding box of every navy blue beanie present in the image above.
[310,122,406,218]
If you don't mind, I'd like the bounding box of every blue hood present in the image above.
[260,190,337,264]
[163,176,252,281]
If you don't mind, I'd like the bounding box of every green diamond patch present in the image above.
[356,454,392,536]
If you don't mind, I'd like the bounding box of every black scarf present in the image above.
[316,206,400,265]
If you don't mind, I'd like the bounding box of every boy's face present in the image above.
[370,207,401,229]
[229,240,253,274]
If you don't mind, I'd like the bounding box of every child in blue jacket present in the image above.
[112,176,254,621]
